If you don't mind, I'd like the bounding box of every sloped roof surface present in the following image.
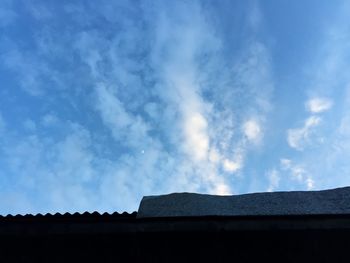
[138,187,350,218]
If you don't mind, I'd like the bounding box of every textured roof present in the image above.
[0,211,137,221]
[0,211,138,236]
[2,187,350,236]
[3,186,350,221]
[137,186,350,218]
[2,188,350,262]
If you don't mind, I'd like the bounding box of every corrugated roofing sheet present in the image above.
[0,211,137,220]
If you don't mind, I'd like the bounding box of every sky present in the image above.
[1,0,350,215]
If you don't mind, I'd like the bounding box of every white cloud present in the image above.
[208,148,220,163]
[267,169,280,192]
[306,177,315,190]
[222,158,242,173]
[183,112,209,161]
[290,166,306,182]
[268,4,350,193]
[0,123,102,213]
[306,97,333,113]
[95,84,132,129]
[280,158,292,169]
[0,119,170,214]
[271,4,350,192]
[0,1,277,214]
[95,84,150,149]
[287,116,321,150]
[63,2,222,204]
[149,2,234,193]
[305,116,322,127]
[212,183,232,195]
[296,4,350,190]
[243,119,261,142]
[279,158,312,188]
[147,1,274,192]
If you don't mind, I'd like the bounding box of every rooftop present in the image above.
[138,186,350,218]
[1,187,350,262]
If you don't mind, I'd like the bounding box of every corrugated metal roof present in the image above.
[0,211,137,221]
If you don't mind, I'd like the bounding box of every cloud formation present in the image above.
[287,116,322,150]
[243,119,262,143]
[267,169,280,192]
[306,97,333,113]
[279,2,350,191]
[264,158,314,192]
[10,0,350,215]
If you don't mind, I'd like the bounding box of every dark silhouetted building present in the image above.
[1,187,350,262]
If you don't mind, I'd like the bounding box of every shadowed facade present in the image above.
[1,187,350,262]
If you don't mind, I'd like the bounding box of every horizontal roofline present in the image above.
[2,214,350,235]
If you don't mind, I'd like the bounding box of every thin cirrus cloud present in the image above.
[266,169,280,192]
[287,96,333,151]
[305,97,333,113]
[280,158,314,190]
[287,116,322,151]
[265,159,314,192]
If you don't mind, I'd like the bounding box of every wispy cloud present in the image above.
[222,157,243,173]
[306,177,315,190]
[280,158,307,183]
[305,97,333,113]
[287,97,332,151]
[95,84,150,149]
[287,116,322,150]
[0,121,100,213]
[267,158,315,191]
[266,169,280,192]
[242,119,262,143]
[149,1,233,193]
[282,2,350,190]
[0,0,276,214]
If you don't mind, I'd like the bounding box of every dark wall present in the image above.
[1,229,350,262]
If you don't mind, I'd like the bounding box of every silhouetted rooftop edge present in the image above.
[137,186,350,218]
[0,211,137,219]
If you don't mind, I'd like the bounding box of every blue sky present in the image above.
[1,0,350,215]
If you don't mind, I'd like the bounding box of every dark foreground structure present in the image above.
[1,187,350,262]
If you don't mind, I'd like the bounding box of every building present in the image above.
[1,187,350,262]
